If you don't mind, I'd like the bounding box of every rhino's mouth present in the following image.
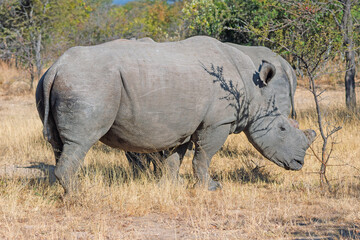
[271,156,303,171]
[283,159,303,171]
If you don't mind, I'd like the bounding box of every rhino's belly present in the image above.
[99,108,199,152]
[100,124,193,153]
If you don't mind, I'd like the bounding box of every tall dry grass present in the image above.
[0,64,359,239]
[0,62,30,94]
[296,56,360,89]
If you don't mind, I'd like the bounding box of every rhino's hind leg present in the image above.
[192,124,230,191]
[48,121,63,165]
[49,140,63,184]
[44,114,63,184]
[52,99,118,195]
[54,142,91,194]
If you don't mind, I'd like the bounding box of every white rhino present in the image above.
[127,42,299,178]
[36,36,315,194]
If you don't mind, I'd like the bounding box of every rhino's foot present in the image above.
[194,178,222,191]
[158,172,184,186]
[208,179,222,191]
[54,165,80,196]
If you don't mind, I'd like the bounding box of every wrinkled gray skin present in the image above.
[226,43,297,118]
[128,42,299,177]
[36,36,316,194]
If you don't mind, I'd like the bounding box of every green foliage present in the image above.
[0,0,94,62]
[182,0,230,38]
[1,0,359,84]
[0,0,56,88]
[0,0,45,56]
[44,0,112,56]
[113,0,184,41]
[48,0,184,47]
[49,0,94,38]
[244,1,344,76]
[181,0,291,44]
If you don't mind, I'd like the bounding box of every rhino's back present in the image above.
[76,37,251,152]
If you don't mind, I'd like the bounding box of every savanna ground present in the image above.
[0,62,360,239]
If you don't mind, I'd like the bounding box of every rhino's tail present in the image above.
[41,67,58,142]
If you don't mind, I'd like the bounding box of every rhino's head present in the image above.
[245,114,315,170]
[244,61,316,170]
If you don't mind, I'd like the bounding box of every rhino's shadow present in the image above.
[212,166,278,184]
[17,162,56,184]
[0,163,57,190]
[21,160,277,187]
[20,162,136,186]
[179,166,277,186]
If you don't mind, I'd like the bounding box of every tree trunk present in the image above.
[29,57,35,91]
[345,48,356,110]
[342,0,357,110]
[35,32,42,80]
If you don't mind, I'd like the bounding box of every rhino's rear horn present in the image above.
[260,60,276,85]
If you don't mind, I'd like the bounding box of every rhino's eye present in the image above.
[278,123,287,132]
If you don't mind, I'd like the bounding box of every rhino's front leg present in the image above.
[192,124,230,191]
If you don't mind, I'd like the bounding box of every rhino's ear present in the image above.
[259,60,276,85]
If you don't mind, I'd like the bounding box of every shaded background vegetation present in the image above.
[1,0,359,110]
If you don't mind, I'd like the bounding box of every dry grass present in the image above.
[0,71,360,239]
[0,62,31,94]
[296,57,360,89]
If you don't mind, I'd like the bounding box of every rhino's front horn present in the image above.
[303,129,316,144]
